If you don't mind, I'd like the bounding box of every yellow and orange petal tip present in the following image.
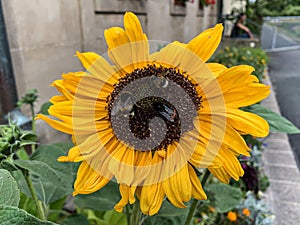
[57,156,69,162]
[227,211,237,221]
[242,208,251,217]
[113,206,123,213]
[157,150,167,158]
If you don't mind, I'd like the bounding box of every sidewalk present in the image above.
[262,75,300,225]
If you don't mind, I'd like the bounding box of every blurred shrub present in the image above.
[212,46,268,82]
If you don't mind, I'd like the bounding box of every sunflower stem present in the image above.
[30,103,36,153]
[22,169,46,220]
[130,201,142,225]
[125,204,131,225]
[184,169,211,225]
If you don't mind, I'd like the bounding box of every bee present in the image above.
[153,101,177,122]
[110,91,136,117]
[150,75,169,89]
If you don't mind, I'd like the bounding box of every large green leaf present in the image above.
[74,181,121,211]
[143,214,186,225]
[142,201,190,225]
[245,104,300,134]
[100,210,127,225]
[30,144,77,186]
[0,205,57,225]
[60,214,90,225]
[158,200,189,217]
[0,169,20,207]
[206,183,243,213]
[13,144,77,205]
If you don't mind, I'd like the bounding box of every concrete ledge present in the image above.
[262,74,300,225]
[221,37,260,48]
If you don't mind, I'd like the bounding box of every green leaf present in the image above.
[0,156,19,171]
[18,192,38,218]
[0,205,57,225]
[13,144,77,205]
[60,214,90,225]
[74,181,121,211]
[141,201,189,225]
[245,104,300,134]
[143,214,186,225]
[102,210,127,225]
[206,183,243,213]
[0,169,20,207]
[158,200,189,216]
[40,102,53,115]
[30,144,77,186]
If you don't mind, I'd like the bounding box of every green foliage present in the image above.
[206,183,243,213]
[245,104,300,134]
[143,215,186,225]
[13,144,77,205]
[236,192,275,225]
[74,182,121,211]
[0,122,36,156]
[253,0,300,17]
[212,46,268,82]
[40,102,53,115]
[0,169,20,207]
[133,200,190,225]
[0,205,58,225]
[60,214,90,225]
[17,89,38,107]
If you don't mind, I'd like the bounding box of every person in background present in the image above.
[230,13,254,38]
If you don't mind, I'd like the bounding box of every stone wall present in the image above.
[2,0,218,113]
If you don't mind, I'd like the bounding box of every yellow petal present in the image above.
[36,114,73,134]
[225,108,269,137]
[140,183,165,216]
[206,63,227,77]
[209,166,231,184]
[188,165,207,200]
[187,24,223,62]
[104,27,134,72]
[76,51,118,83]
[114,184,136,212]
[163,164,191,208]
[73,161,111,195]
[124,12,149,68]
[57,146,84,162]
[218,149,244,181]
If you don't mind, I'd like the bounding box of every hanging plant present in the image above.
[200,0,216,6]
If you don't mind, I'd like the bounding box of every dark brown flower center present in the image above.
[107,64,201,151]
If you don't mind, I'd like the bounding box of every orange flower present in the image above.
[208,206,216,212]
[227,211,237,221]
[242,208,251,217]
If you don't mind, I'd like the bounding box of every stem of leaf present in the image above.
[30,103,36,153]
[130,201,142,225]
[22,169,46,220]
[184,169,211,225]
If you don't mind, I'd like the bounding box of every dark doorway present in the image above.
[0,0,18,123]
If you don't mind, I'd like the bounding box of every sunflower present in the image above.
[36,12,270,216]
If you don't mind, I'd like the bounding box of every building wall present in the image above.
[2,0,218,113]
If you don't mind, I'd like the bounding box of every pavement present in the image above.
[261,23,299,50]
[262,52,300,225]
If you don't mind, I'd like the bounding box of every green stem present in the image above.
[125,204,131,225]
[22,169,46,220]
[130,201,142,225]
[184,169,211,225]
[30,103,36,153]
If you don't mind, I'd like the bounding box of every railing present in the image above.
[261,16,300,52]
